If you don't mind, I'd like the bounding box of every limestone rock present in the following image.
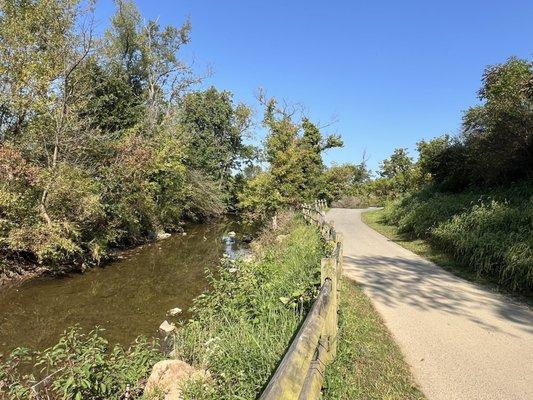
[157,232,172,240]
[167,307,182,317]
[159,320,176,334]
[144,359,210,400]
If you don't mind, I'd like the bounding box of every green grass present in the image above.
[362,209,476,280]
[362,208,532,303]
[173,213,324,399]
[323,279,425,400]
[377,184,533,292]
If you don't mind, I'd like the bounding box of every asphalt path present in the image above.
[327,208,533,400]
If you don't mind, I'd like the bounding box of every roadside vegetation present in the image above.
[173,213,323,399]
[337,57,532,295]
[362,209,502,289]
[324,279,425,400]
[378,184,532,293]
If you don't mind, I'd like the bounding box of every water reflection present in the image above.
[0,218,253,355]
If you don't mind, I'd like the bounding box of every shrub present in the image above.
[172,214,323,399]
[0,327,162,400]
[382,183,533,291]
[432,200,533,290]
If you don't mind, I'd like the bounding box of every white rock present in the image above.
[167,307,182,317]
[227,231,236,238]
[157,232,171,240]
[159,320,176,334]
[228,267,238,273]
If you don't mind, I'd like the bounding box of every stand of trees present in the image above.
[0,0,356,277]
[0,0,254,271]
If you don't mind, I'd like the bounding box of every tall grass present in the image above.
[173,213,324,399]
[0,214,323,399]
[382,182,533,291]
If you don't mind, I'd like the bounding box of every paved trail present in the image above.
[327,208,533,400]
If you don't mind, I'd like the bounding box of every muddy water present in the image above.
[0,219,253,355]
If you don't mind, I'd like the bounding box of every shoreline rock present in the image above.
[167,307,182,317]
[144,359,210,400]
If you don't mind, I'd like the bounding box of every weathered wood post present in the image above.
[335,233,343,284]
[259,281,332,400]
[321,258,338,363]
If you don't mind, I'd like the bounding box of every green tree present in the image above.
[239,98,342,220]
[417,57,533,190]
[379,148,413,179]
[319,163,370,204]
[0,0,230,270]
[179,87,253,185]
[462,57,533,184]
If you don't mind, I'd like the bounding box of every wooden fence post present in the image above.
[321,258,338,363]
[335,233,343,284]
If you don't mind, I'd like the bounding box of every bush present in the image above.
[172,213,323,399]
[432,201,533,290]
[382,183,533,291]
[0,327,162,399]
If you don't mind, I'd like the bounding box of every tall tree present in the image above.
[179,87,253,185]
[379,148,413,179]
[0,0,97,224]
[462,57,533,184]
[239,97,342,220]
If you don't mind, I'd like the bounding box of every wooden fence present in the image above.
[259,201,343,400]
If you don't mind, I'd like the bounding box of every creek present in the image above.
[0,218,253,356]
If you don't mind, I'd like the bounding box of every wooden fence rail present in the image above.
[260,201,343,400]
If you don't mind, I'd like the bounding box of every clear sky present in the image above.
[94,0,533,172]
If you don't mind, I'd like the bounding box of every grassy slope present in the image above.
[174,214,324,399]
[362,209,477,280]
[362,209,532,303]
[376,184,533,293]
[324,279,425,400]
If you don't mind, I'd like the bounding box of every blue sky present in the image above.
[94,0,533,172]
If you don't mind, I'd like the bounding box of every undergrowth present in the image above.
[381,182,533,292]
[0,327,162,399]
[173,212,323,399]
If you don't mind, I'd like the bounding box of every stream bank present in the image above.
[0,218,254,356]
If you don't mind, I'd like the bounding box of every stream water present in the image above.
[0,218,253,356]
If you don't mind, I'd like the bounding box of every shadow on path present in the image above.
[344,254,533,336]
